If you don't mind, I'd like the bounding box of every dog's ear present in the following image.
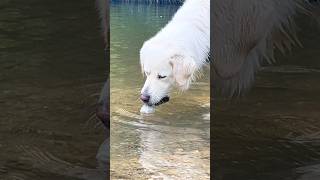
[170,54,197,90]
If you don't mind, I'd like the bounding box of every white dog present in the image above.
[139,0,210,113]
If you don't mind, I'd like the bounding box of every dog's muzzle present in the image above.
[155,96,170,106]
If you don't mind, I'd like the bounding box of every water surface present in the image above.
[110,2,210,179]
[213,17,320,180]
[0,0,107,179]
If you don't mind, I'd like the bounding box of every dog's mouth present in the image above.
[154,96,170,106]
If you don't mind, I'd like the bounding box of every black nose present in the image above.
[140,94,150,103]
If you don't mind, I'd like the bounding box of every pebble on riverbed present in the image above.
[140,104,155,114]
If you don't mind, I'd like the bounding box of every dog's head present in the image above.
[139,41,197,106]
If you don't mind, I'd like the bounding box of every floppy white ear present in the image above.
[170,54,197,90]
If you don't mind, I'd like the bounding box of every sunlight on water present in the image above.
[110,2,210,179]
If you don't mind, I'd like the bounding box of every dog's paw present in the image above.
[140,104,155,114]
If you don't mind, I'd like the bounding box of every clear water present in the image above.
[110,2,210,179]
[0,0,107,179]
[2,1,318,180]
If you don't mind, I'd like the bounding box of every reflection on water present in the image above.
[110,2,210,179]
[0,0,107,179]
[213,17,320,179]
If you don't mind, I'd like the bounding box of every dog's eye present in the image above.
[157,75,167,79]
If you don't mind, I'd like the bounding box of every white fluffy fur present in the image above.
[140,0,210,107]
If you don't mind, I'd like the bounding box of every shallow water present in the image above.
[110,2,210,179]
[0,0,107,179]
[213,18,320,179]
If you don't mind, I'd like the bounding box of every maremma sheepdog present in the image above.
[139,0,319,113]
[139,0,210,113]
